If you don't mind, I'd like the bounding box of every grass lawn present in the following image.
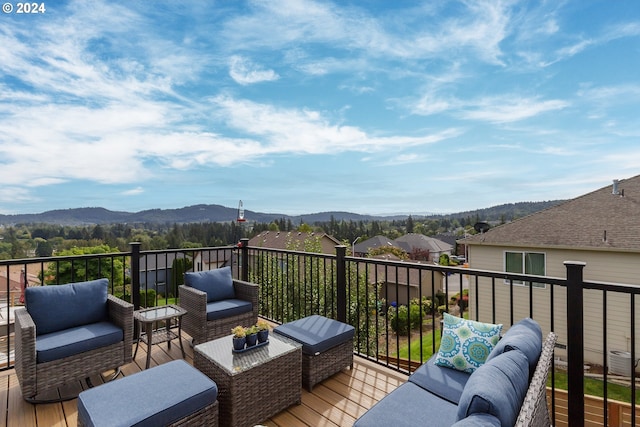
[397,329,442,361]
[551,370,640,405]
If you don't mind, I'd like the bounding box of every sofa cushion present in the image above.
[206,299,253,321]
[185,267,235,302]
[78,360,218,427]
[36,321,123,363]
[26,278,109,336]
[486,317,542,376]
[408,354,471,404]
[435,313,502,373]
[273,315,355,356]
[353,382,458,427]
[456,349,529,427]
[451,413,501,426]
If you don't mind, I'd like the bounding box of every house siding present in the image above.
[468,245,640,367]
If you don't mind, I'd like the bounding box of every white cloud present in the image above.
[121,187,145,196]
[460,96,569,123]
[229,56,279,85]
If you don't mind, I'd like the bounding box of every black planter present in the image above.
[258,329,269,343]
[246,333,258,347]
[233,336,246,351]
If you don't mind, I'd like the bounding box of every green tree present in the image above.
[170,256,193,297]
[35,238,53,257]
[43,245,125,286]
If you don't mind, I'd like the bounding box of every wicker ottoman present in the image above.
[274,315,355,391]
[77,360,218,427]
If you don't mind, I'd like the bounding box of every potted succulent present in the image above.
[231,325,246,351]
[245,325,259,347]
[256,319,270,343]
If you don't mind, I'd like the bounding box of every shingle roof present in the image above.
[248,231,341,253]
[353,235,396,254]
[394,233,453,253]
[462,175,640,251]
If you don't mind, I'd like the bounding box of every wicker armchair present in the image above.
[179,268,258,345]
[15,279,133,402]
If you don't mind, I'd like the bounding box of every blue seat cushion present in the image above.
[78,360,218,427]
[36,321,123,363]
[486,317,542,376]
[408,354,471,404]
[456,349,529,427]
[26,278,109,335]
[353,382,458,427]
[206,299,253,321]
[273,315,355,356]
[185,267,235,302]
[451,413,501,426]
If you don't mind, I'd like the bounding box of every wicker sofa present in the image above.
[179,267,258,345]
[354,318,557,427]
[15,278,133,402]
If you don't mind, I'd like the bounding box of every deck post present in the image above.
[336,245,347,323]
[239,238,249,282]
[565,261,586,427]
[130,242,141,311]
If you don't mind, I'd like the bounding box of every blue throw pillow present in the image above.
[184,267,235,302]
[26,278,109,335]
[435,313,502,373]
[456,349,529,427]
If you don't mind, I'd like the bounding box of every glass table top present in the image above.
[194,333,302,376]
[134,305,186,322]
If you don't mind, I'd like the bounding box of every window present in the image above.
[504,251,546,288]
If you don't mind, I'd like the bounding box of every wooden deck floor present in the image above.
[0,333,407,427]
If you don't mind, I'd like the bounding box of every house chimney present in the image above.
[612,179,620,195]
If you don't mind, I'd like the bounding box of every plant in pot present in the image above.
[256,319,270,343]
[232,325,246,350]
[245,325,259,347]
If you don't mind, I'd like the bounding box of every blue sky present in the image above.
[1,1,639,216]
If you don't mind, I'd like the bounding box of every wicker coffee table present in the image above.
[194,334,302,427]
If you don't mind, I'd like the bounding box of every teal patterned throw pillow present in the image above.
[435,313,503,373]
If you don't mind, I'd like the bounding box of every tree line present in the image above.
[0,199,558,260]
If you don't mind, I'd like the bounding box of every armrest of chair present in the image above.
[107,294,134,347]
[14,307,37,394]
[233,279,259,316]
[179,285,207,321]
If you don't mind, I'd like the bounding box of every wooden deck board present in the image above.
[1,332,406,427]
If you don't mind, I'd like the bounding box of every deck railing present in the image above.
[1,240,639,426]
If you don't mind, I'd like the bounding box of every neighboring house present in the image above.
[138,252,183,296]
[140,249,234,296]
[370,253,445,306]
[394,233,453,262]
[248,231,341,254]
[353,234,448,305]
[461,176,640,366]
[354,234,453,262]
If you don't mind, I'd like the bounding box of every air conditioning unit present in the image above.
[608,350,632,376]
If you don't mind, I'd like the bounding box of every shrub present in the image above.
[388,301,424,335]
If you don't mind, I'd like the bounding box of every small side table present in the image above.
[134,304,187,369]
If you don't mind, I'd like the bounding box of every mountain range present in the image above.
[0,200,564,226]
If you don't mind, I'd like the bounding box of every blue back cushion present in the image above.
[26,278,109,336]
[486,317,542,376]
[184,267,235,302]
[456,349,529,427]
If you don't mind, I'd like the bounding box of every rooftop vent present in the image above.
[612,179,624,196]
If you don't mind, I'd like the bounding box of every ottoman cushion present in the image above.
[78,360,218,427]
[274,315,354,356]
